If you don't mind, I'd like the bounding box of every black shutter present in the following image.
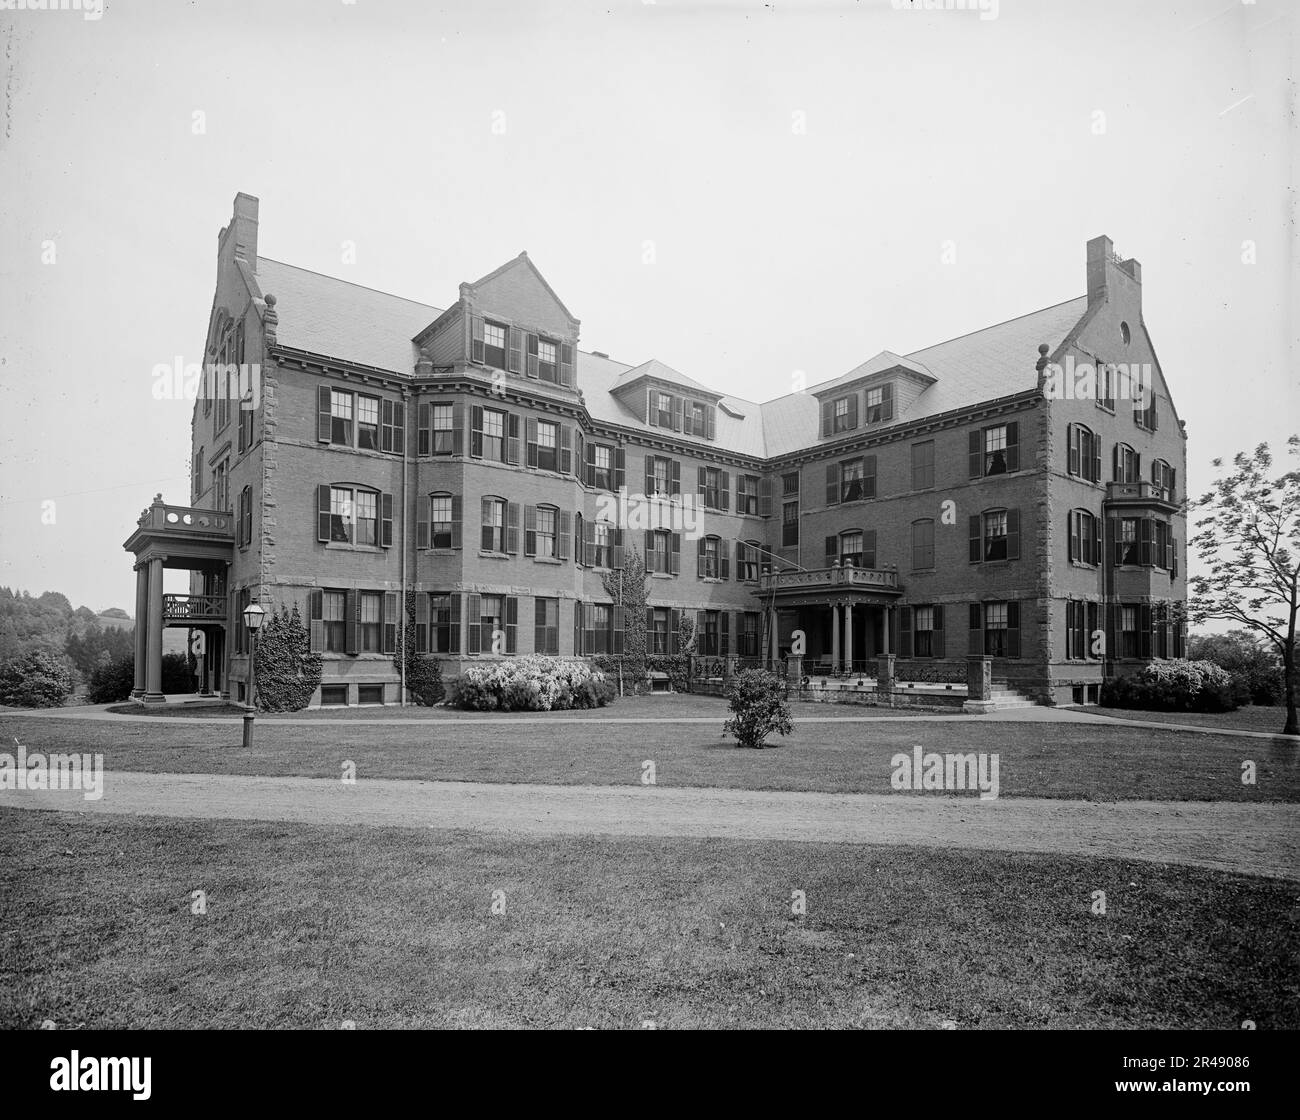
[470,405,484,459]
[508,327,522,374]
[697,536,706,578]
[969,430,982,478]
[826,462,839,505]
[863,529,877,569]
[524,504,537,556]
[383,591,398,654]
[615,447,626,491]
[308,589,324,652]
[418,402,431,456]
[820,399,833,438]
[526,333,539,378]
[670,532,681,575]
[969,603,982,656]
[825,535,838,566]
[317,484,332,543]
[317,384,332,442]
[612,604,625,655]
[719,470,730,512]
[560,425,572,474]
[759,476,772,517]
[505,597,518,654]
[720,611,730,656]
[1005,422,1019,471]
[417,495,429,550]
[881,382,894,421]
[506,502,520,554]
[526,417,538,468]
[864,456,877,499]
[471,316,485,363]
[558,511,571,561]
[466,594,482,654]
[968,514,981,563]
[1068,510,1079,562]
[1006,508,1020,560]
[720,539,731,580]
[344,590,359,656]
[451,495,463,549]
[846,394,859,430]
[381,399,395,453]
[900,607,913,657]
[671,458,681,496]
[933,606,945,658]
[380,492,393,548]
[1007,601,1021,658]
[1068,424,1079,476]
[415,591,429,653]
[507,413,521,465]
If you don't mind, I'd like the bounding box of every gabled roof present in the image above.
[613,358,717,396]
[467,251,579,326]
[811,350,936,396]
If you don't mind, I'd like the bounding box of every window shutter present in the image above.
[383,591,398,654]
[242,487,252,547]
[393,401,405,455]
[317,384,332,442]
[308,589,324,652]
[526,417,538,468]
[670,458,681,497]
[1139,518,1154,566]
[585,442,596,487]
[1068,424,1080,475]
[1138,604,1152,658]
[1006,509,1020,560]
[969,603,982,655]
[508,327,522,374]
[450,495,463,549]
[698,466,707,503]
[526,333,539,378]
[417,495,429,550]
[720,539,731,580]
[825,462,839,505]
[1091,514,1101,566]
[720,611,730,656]
[1166,531,1174,574]
[720,471,730,512]
[882,382,894,421]
[507,413,521,465]
[683,404,694,437]
[238,405,247,453]
[418,403,431,456]
[415,591,429,653]
[824,535,838,566]
[670,532,681,575]
[820,399,833,438]
[697,536,706,578]
[846,394,859,430]
[933,606,945,658]
[863,529,877,569]
[1068,510,1079,562]
[345,589,359,656]
[381,399,395,453]
[1066,600,1076,658]
[1005,422,1020,471]
[560,342,574,387]
[645,455,655,497]
[671,396,683,432]
[450,595,463,655]
[706,406,716,440]
[506,502,520,554]
[573,601,585,656]
[470,405,484,458]
[317,484,331,543]
[380,492,393,548]
[864,456,877,499]
[613,527,625,570]
[583,518,594,566]
[968,514,981,563]
[612,604,625,655]
[1091,435,1101,483]
[900,607,913,657]
[471,316,485,363]
[560,425,572,474]
[615,447,626,490]
[646,394,658,427]
[759,476,773,517]
[1007,601,1021,658]
[447,402,463,456]
[1112,443,1120,482]
[524,504,537,556]
[968,430,982,478]
[558,510,571,561]
[466,593,482,654]
[505,597,518,653]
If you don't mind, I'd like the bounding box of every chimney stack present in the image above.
[221,192,260,271]
[1086,234,1141,309]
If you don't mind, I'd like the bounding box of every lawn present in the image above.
[1080,705,1298,737]
[2,809,1294,1029]
[2,710,1297,801]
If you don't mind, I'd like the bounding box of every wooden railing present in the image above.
[137,500,234,538]
[758,565,900,593]
[163,594,227,622]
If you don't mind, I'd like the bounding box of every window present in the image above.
[983,601,1011,657]
[482,498,506,552]
[782,501,799,547]
[238,393,254,454]
[969,422,1019,478]
[699,535,724,579]
[738,474,759,515]
[691,401,708,431]
[782,472,800,496]
[648,529,671,574]
[1133,374,1158,431]
[1118,518,1139,565]
[215,363,230,434]
[326,485,375,544]
[483,321,507,369]
[1098,363,1116,411]
[651,456,670,496]
[429,593,459,654]
[359,591,383,652]
[841,459,864,502]
[1068,509,1100,565]
[430,494,454,549]
[1115,443,1140,483]
[595,521,617,568]
[648,608,671,655]
[1152,459,1176,499]
[700,467,727,511]
[431,404,455,455]
[479,595,506,653]
[656,392,674,428]
[356,395,380,450]
[330,390,353,445]
[320,684,348,707]
[834,396,853,432]
[481,408,506,462]
[738,541,761,582]
[534,420,559,472]
[912,441,935,490]
[970,509,1019,563]
[865,383,894,424]
[1068,424,1101,483]
[1065,600,1101,660]
[828,456,876,504]
[593,445,613,490]
[1121,606,1139,659]
[740,612,761,658]
[533,506,557,558]
[535,597,559,655]
[839,530,864,568]
[323,590,347,653]
[213,460,228,512]
[698,611,721,656]
[358,684,384,705]
[913,606,936,657]
[912,519,935,569]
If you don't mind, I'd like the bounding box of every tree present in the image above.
[394,591,444,706]
[601,544,648,693]
[1190,438,1300,736]
[1187,630,1284,706]
[0,649,74,708]
[723,668,793,749]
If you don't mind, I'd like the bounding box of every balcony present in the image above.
[135,500,234,540]
[123,495,235,571]
[163,594,228,624]
[1105,481,1178,512]
[757,564,902,601]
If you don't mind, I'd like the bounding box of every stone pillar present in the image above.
[831,604,840,673]
[963,655,995,714]
[876,653,895,705]
[769,609,779,669]
[788,654,804,688]
[844,602,854,675]
[130,564,148,699]
[143,557,166,703]
[882,606,891,655]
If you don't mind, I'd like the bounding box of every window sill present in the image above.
[478,550,510,560]
[650,572,676,579]
[325,542,383,553]
[532,557,563,565]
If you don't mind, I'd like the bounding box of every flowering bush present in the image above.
[449,656,616,711]
[1100,658,1238,713]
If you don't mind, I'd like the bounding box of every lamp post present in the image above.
[242,600,266,748]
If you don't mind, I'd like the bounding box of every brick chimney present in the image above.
[1086,234,1141,308]
[220,192,259,271]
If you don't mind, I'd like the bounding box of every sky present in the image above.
[0,0,1295,614]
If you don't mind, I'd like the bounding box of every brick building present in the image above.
[124,194,1187,707]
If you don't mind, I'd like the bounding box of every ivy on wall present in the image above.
[253,603,322,712]
[395,591,444,706]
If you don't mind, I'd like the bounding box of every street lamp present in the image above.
[242,600,266,748]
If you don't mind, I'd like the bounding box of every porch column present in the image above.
[130,564,148,698]
[882,605,891,655]
[769,609,779,668]
[845,602,854,674]
[143,556,166,702]
[831,604,840,673]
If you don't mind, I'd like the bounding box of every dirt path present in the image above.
[4,771,1296,880]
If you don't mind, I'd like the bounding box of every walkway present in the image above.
[3,771,1295,880]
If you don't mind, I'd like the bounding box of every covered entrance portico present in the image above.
[755,563,903,674]
[122,495,235,703]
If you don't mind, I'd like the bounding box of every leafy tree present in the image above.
[253,603,322,712]
[1187,630,1284,706]
[1190,438,1300,735]
[0,649,74,708]
[723,668,793,749]
[601,544,648,693]
[87,653,135,704]
[65,623,134,678]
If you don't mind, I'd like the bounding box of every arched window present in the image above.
[1068,509,1099,566]
[1151,458,1175,499]
[697,534,727,579]
[1114,443,1140,484]
[1068,423,1101,482]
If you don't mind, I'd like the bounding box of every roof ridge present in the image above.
[905,294,1087,356]
[257,257,441,311]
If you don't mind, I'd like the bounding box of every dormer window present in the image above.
[865,383,894,423]
[537,337,557,381]
[482,321,507,369]
[655,392,674,427]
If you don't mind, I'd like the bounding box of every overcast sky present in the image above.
[0,0,1294,613]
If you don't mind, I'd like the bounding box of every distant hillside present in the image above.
[0,586,135,667]
[96,614,134,631]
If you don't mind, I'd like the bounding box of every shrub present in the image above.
[393,591,446,706]
[253,604,322,712]
[449,656,614,712]
[1187,631,1285,706]
[87,653,134,704]
[1099,658,1239,713]
[723,668,793,749]
[0,648,74,708]
[161,652,194,694]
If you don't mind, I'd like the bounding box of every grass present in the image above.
[2,809,1294,1029]
[2,710,1297,801]
[1081,705,1298,736]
